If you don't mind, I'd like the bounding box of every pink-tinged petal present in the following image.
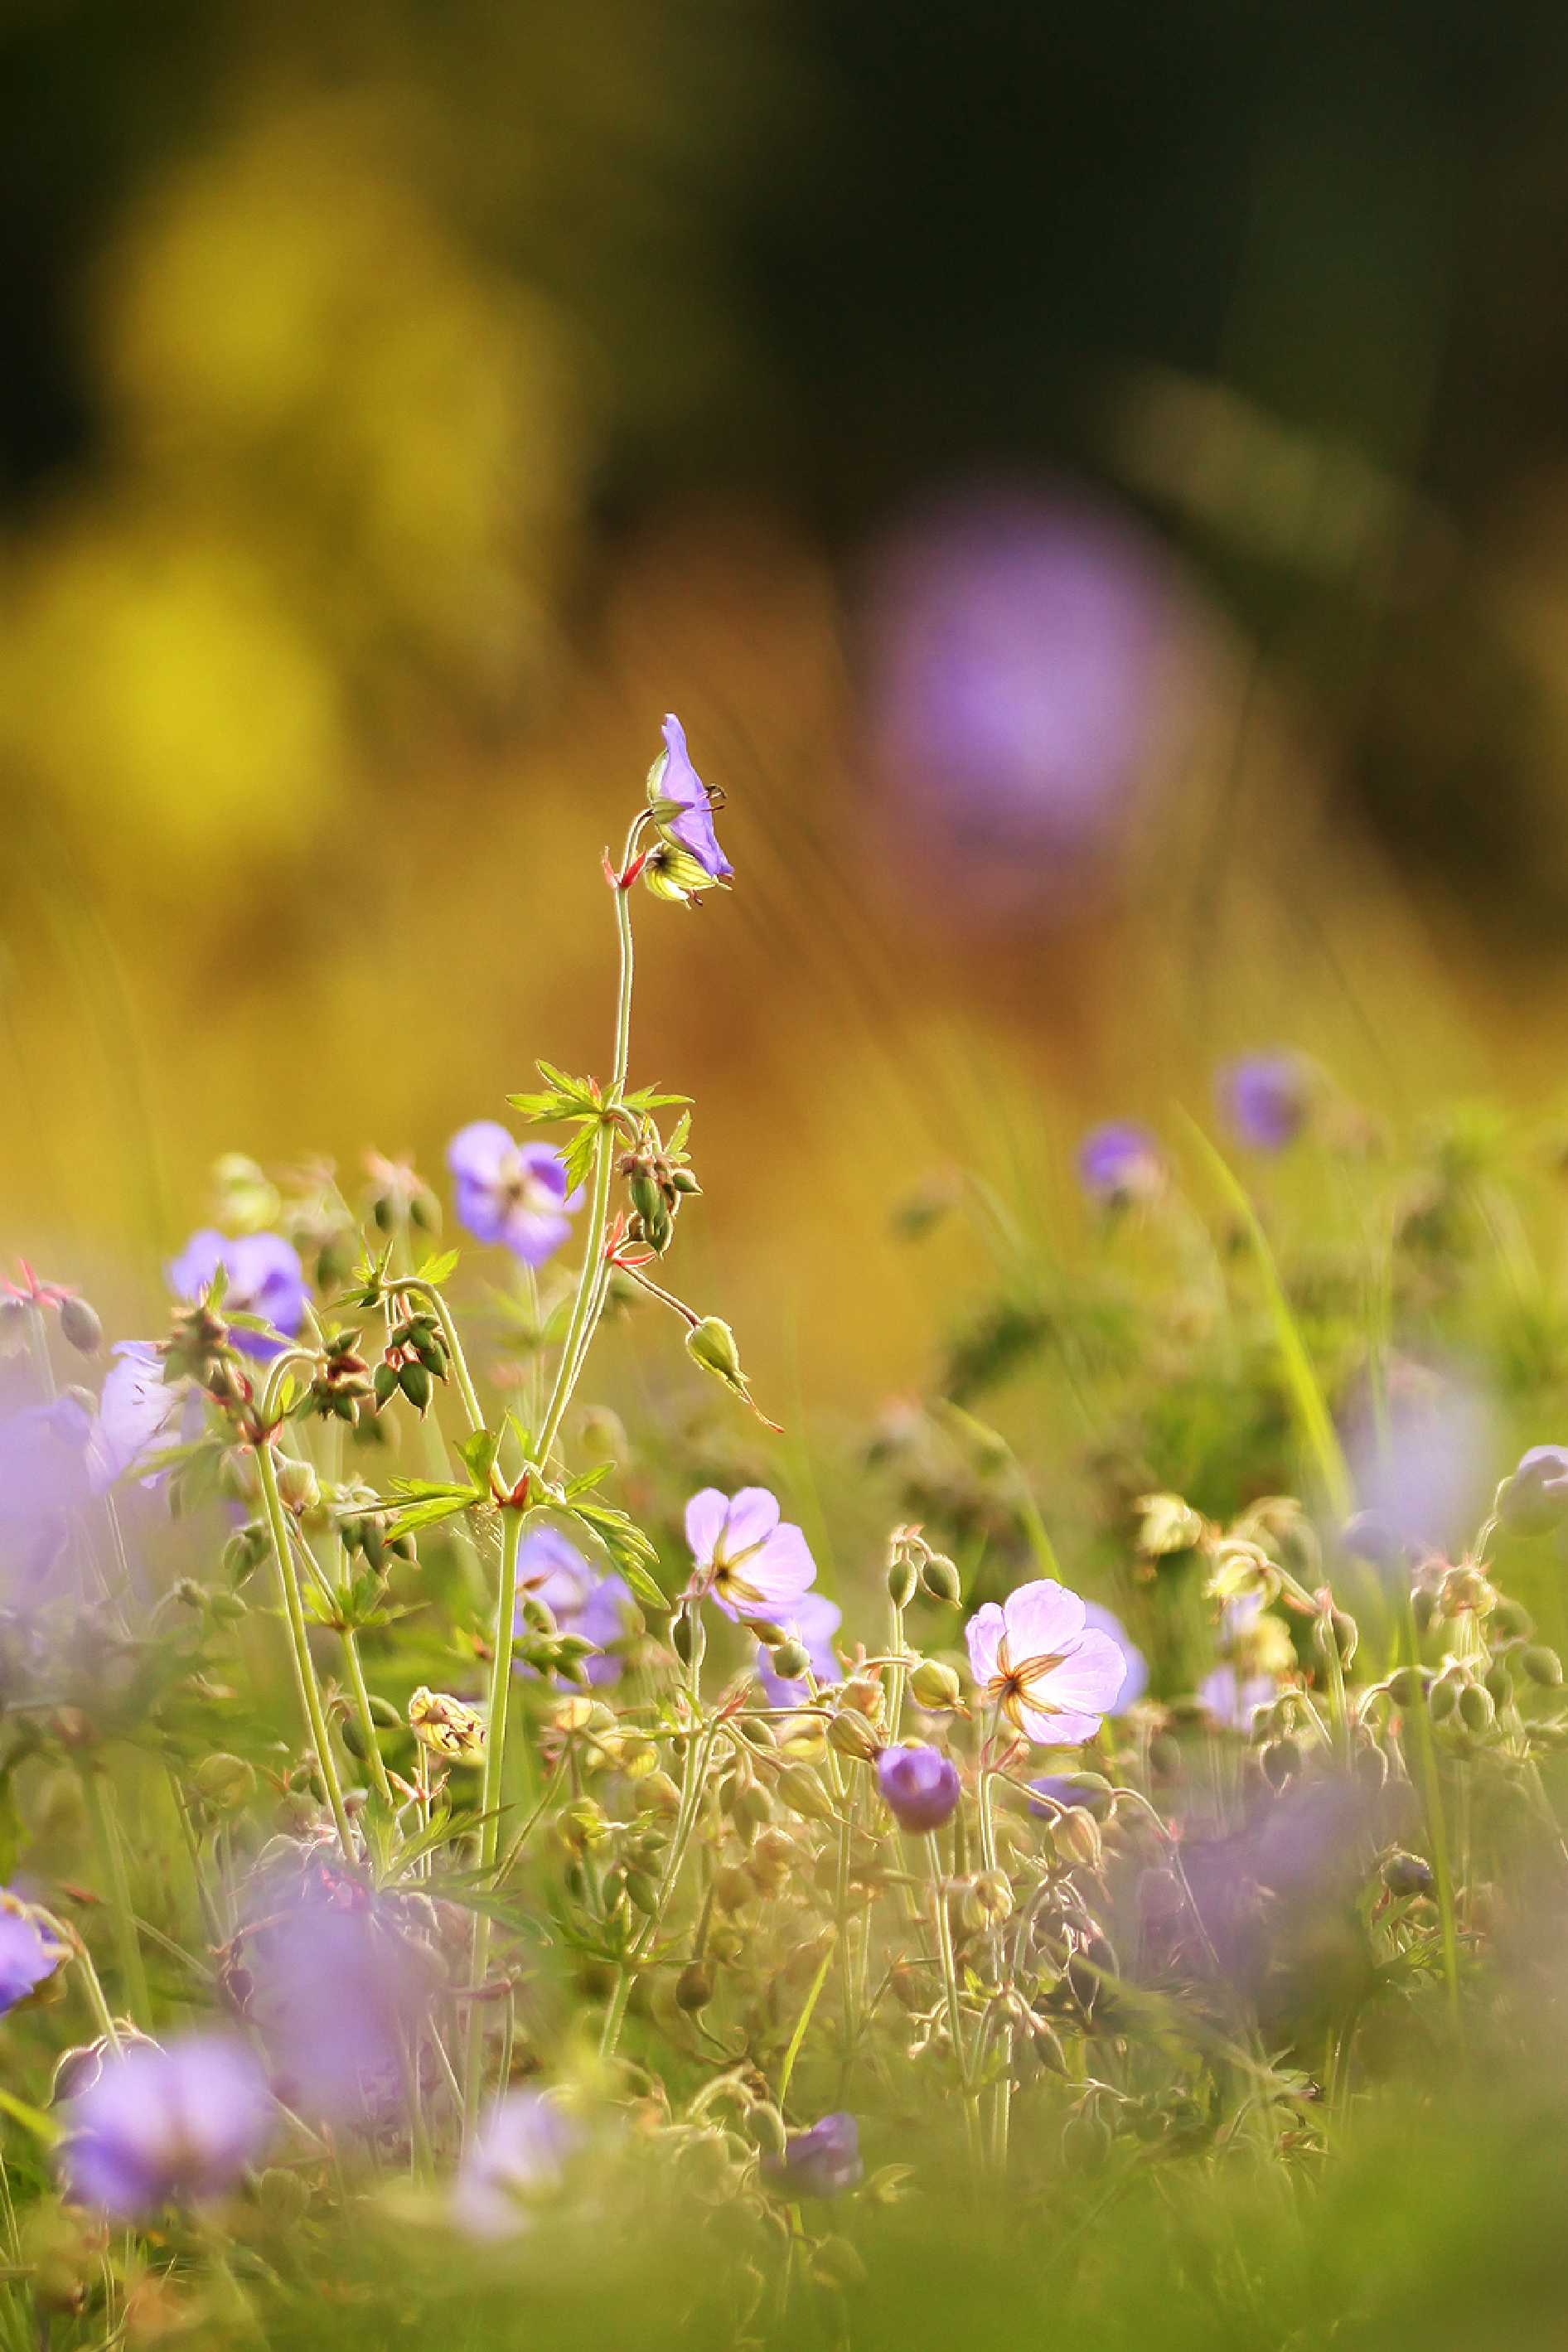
[724,1488,782,1555]
[746,1521,817,1611]
[685,1488,731,1566]
[1001,1578,1086,1664]
[1026,1627,1128,1718]
[965,1602,1005,1686]
[1014,1698,1106,1747]
[167,1229,225,1299]
[501,1207,572,1266]
[447,1122,515,1185]
[515,1145,569,1203]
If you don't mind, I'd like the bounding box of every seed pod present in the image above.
[1457,1681,1494,1734]
[769,1638,811,1683]
[373,1362,399,1409]
[1483,1659,1513,1710]
[1491,1598,1535,1644]
[57,1296,103,1355]
[1386,1664,1429,1708]
[1522,1645,1564,1687]
[670,1607,706,1672]
[921,1554,963,1607]
[827,1707,880,1762]
[776,1764,840,1825]
[887,1552,919,1609]
[398,1361,433,1412]
[1427,1673,1461,1724]
[675,1961,715,2012]
[907,1658,963,1711]
[623,1870,662,1917]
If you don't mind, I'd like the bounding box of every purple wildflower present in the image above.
[762,2112,862,2199]
[1218,1053,1313,1152]
[241,1870,436,2126]
[62,2033,273,2218]
[453,2091,578,2238]
[1343,1362,1493,1559]
[685,1487,817,1624]
[167,1232,307,1361]
[87,1343,186,1494]
[754,1590,843,1705]
[1082,1600,1148,1708]
[965,1579,1129,1745]
[0,1895,65,2012]
[513,1527,633,1687]
[1198,1663,1276,1730]
[649,714,731,882]
[876,1745,961,1833]
[0,1393,92,1596]
[447,1125,580,1266]
[1077,1121,1164,1207]
[1496,1445,1568,1537]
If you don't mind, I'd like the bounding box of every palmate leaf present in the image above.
[414,1246,461,1286]
[564,1499,667,1614]
[622,1085,692,1115]
[385,1477,485,1533]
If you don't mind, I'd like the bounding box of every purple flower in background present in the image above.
[876,1745,961,1833]
[167,1232,307,1361]
[513,1527,633,1687]
[447,1125,580,1266]
[87,1343,186,1494]
[863,483,1174,927]
[965,1579,1128,1745]
[755,1590,842,1704]
[685,1488,817,1624]
[649,714,731,882]
[0,1393,92,1595]
[1199,1663,1276,1731]
[1343,1362,1494,1560]
[1082,1600,1148,1708]
[62,2034,273,2218]
[1077,1122,1164,1207]
[242,1872,435,2126]
[1496,1445,1568,1537]
[454,2091,578,2238]
[1218,1053,1313,1152]
[0,1896,65,2012]
[762,2111,862,2199]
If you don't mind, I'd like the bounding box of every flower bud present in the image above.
[838,1676,884,1724]
[636,1770,683,1817]
[887,1551,919,1609]
[273,1454,320,1515]
[1495,1445,1568,1537]
[961,1870,1013,1931]
[1411,1585,1439,1637]
[1483,1659,1513,1710]
[1261,1737,1301,1790]
[671,1606,706,1672]
[1382,1849,1435,1899]
[769,1638,812,1683]
[1047,1806,1103,1870]
[56,1295,102,1355]
[1522,1644,1564,1687]
[1386,1664,1430,1707]
[1427,1672,1461,1723]
[194,1753,257,1810]
[776,1764,840,1824]
[398,1360,433,1413]
[1457,1681,1495,1734]
[1314,1608,1358,1668]
[675,1961,715,2012]
[746,2102,788,2159]
[907,1657,963,1711]
[1440,1565,1494,1617]
[920,1554,963,1607]
[826,1708,881,1763]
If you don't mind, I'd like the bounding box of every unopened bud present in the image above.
[194,1753,257,1811]
[273,1454,320,1515]
[1522,1644,1564,1687]
[961,1869,1013,1931]
[57,1296,102,1355]
[907,1658,963,1711]
[676,1961,715,2013]
[671,1606,706,1672]
[920,1554,963,1607]
[1382,1850,1435,1900]
[1427,1673,1461,1723]
[775,1764,840,1825]
[1457,1681,1495,1735]
[1386,1664,1429,1707]
[886,1552,919,1609]
[1261,1737,1301,1789]
[768,1638,812,1682]
[826,1707,881,1763]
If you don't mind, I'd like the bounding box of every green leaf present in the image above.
[566,1501,666,1613]
[458,1426,502,1491]
[385,1478,485,1534]
[415,1246,461,1286]
[561,1461,614,1500]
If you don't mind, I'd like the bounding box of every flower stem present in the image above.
[925,1830,982,2167]
[341,1628,394,1808]
[78,1767,149,2029]
[255,1437,355,1855]
[462,1503,526,2141]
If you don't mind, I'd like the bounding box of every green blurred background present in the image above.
[8,0,1568,1399]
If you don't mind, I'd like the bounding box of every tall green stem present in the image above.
[79,1768,149,2028]
[462,1503,526,2139]
[256,1439,354,1854]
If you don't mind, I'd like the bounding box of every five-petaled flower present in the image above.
[685,1487,816,1623]
[647,714,732,884]
[1077,1121,1164,1207]
[61,2033,273,2219]
[513,1527,633,1687]
[167,1232,307,1361]
[964,1579,1128,1745]
[448,1123,581,1265]
[754,1590,842,1704]
[87,1342,188,1494]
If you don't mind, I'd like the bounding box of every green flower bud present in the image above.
[372,1362,399,1410]
[907,1658,963,1711]
[776,1764,840,1825]
[826,1707,881,1762]
[887,1552,919,1609]
[273,1454,320,1515]
[1457,1681,1494,1734]
[746,2101,787,2157]
[920,1554,963,1607]
[684,1315,777,1429]
[1523,1645,1564,1687]
[769,1638,812,1682]
[57,1296,103,1355]
[671,1606,706,1672]
[194,1753,257,1810]
[1386,1664,1430,1707]
[961,1870,1013,1931]
[1427,1673,1461,1723]
[398,1360,433,1413]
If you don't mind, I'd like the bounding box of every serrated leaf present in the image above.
[667,1111,692,1158]
[622,1086,693,1114]
[385,1478,484,1533]
[565,1501,666,1613]
[458,1427,501,1490]
[559,1126,601,1193]
[561,1461,614,1500]
[415,1246,461,1286]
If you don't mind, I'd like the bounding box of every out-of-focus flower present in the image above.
[408,1687,486,1764]
[453,2090,578,2238]
[1198,1663,1276,1730]
[1077,1122,1164,1207]
[240,1868,436,2125]
[862,484,1174,927]
[1495,1445,1568,1537]
[1343,1362,1494,1559]
[0,1895,66,2012]
[965,1580,1128,1744]
[513,1527,633,1688]
[87,1343,186,1493]
[1134,1492,1207,1556]
[754,1590,842,1705]
[875,1745,961,1833]
[0,1394,92,1595]
[685,1488,816,1624]
[447,1125,580,1266]
[762,2111,862,2199]
[61,2033,273,2218]
[1082,1601,1148,1708]
[646,714,731,883]
[1217,1052,1314,1152]
[167,1232,307,1361]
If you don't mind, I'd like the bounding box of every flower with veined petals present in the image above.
[685,1487,816,1623]
[453,2091,578,2238]
[167,1231,307,1361]
[513,1527,633,1688]
[87,1343,188,1494]
[447,1124,581,1266]
[1082,1600,1148,1708]
[964,1579,1128,1745]
[648,714,731,883]
[61,2033,273,2218]
[754,1590,842,1704]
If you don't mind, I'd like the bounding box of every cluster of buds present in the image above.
[884,1526,962,1609]
[337,1484,416,1576]
[306,1329,375,1425]
[365,1153,440,1239]
[162,1298,240,1397]
[373,1310,448,1416]
[514,1593,603,1687]
[617,1142,699,1258]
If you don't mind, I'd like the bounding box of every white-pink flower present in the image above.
[964,1579,1128,1745]
[685,1487,816,1623]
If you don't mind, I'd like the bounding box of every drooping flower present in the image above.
[1082,1600,1148,1708]
[1495,1445,1568,1537]
[167,1231,307,1361]
[964,1579,1128,1745]
[647,714,732,884]
[453,2091,578,2238]
[685,1488,816,1624]
[762,2112,862,2199]
[87,1343,187,1494]
[1077,1121,1164,1206]
[754,1590,842,1705]
[1217,1052,1313,1152]
[876,1745,961,1834]
[0,1894,66,2012]
[447,1125,581,1266]
[61,2033,273,2218]
[513,1526,634,1687]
